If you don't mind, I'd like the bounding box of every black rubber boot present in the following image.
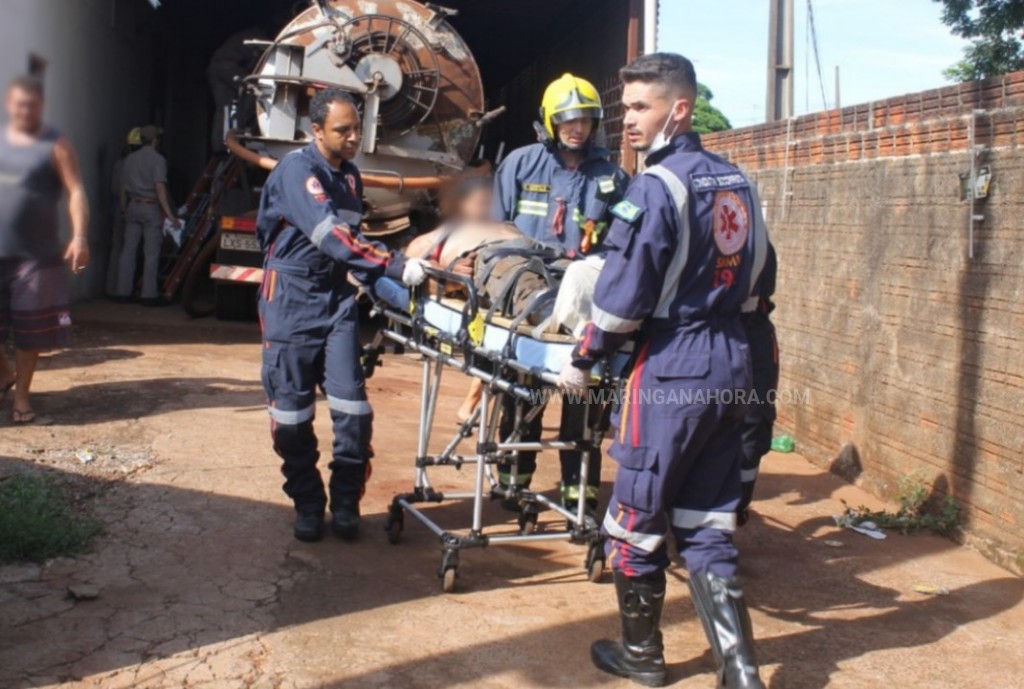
[688,572,766,689]
[330,500,360,541]
[590,570,668,687]
[293,510,325,542]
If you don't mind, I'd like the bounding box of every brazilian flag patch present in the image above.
[611,200,643,223]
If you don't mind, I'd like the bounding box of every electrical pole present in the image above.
[835,65,841,110]
[767,0,794,121]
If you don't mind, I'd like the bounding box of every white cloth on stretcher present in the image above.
[542,254,606,337]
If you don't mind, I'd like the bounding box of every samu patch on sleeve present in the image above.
[611,199,644,223]
[306,175,327,202]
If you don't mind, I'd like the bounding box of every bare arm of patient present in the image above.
[404,221,523,279]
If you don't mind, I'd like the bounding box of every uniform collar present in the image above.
[644,131,703,166]
[306,141,348,173]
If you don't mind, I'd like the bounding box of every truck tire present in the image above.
[215,282,258,321]
[181,236,218,319]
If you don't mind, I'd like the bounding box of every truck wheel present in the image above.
[215,283,258,321]
[181,236,218,319]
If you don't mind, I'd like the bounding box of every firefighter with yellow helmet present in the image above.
[494,73,628,254]
[491,73,629,516]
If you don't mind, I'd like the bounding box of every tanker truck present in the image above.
[169,0,492,318]
[163,0,651,319]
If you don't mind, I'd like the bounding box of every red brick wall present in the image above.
[704,72,1024,575]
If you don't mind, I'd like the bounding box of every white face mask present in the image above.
[647,100,683,156]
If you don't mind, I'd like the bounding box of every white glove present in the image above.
[402,257,429,286]
[162,217,184,247]
[556,362,590,394]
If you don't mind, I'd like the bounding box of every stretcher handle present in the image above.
[420,265,479,327]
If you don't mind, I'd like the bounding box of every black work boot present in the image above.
[591,570,668,687]
[688,571,766,689]
[293,510,325,542]
[737,481,756,527]
[330,499,360,541]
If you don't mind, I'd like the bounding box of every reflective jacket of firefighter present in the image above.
[570,132,770,578]
[492,141,629,257]
[256,142,407,516]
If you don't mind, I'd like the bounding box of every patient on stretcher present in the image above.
[401,175,605,420]
[404,178,603,335]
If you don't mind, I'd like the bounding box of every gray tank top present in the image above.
[0,126,63,260]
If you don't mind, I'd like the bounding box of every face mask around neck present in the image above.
[647,101,683,156]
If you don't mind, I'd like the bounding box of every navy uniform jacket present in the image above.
[492,142,629,256]
[256,143,405,290]
[572,133,769,371]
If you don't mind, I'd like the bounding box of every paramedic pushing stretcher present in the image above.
[557,54,769,688]
[257,88,429,543]
[492,73,628,515]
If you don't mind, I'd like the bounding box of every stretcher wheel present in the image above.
[442,567,457,593]
[587,556,605,583]
[518,512,538,535]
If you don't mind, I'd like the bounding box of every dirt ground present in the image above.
[0,301,1021,689]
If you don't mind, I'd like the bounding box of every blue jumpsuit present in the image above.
[570,133,770,577]
[256,143,407,515]
[492,142,629,503]
[739,243,779,516]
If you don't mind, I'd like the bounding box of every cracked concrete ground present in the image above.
[0,301,1021,689]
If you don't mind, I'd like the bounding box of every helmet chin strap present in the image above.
[556,138,588,152]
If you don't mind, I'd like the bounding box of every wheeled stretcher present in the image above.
[366,267,631,592]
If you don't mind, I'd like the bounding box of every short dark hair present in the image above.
[8,75,44,98]
[619,53,697,98]
[310,87,359,126]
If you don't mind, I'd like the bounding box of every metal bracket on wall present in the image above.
[965,108,989,260]
[780,117,795,220]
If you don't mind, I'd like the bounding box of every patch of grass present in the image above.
[0,473,102,564]
[841,472,962,537]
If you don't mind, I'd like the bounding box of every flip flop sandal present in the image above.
[12,409,36,425]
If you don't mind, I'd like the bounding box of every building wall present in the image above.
[0,0,154,298]
[703,72,1024,574]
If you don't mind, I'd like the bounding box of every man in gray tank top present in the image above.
[115,124,175,306]
[0,76,89,424]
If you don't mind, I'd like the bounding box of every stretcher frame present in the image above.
[368,267,626,592]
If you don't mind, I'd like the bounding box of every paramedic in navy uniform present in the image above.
[557,54,770,688]
[492,73,628,517]
[256,88,429,543]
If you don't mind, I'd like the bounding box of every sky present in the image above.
[658,0,970,127]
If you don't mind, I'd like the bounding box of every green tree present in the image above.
[693,83,731,134]
[938,0,1024,81]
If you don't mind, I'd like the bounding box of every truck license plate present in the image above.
[220,232,260,252]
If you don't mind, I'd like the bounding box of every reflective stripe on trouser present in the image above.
[562,483,600,502]
[261,294,372,513]
[602,348,749,578]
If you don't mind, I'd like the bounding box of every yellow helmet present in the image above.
[539,73,603,141]
[126,127,143,146]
